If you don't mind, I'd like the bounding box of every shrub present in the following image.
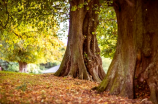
[27,64,42,74]
[7,62,19,72]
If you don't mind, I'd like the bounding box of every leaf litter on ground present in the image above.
[0,71,152,104]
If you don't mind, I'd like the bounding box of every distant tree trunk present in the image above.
[54,0,106,82]
[18,62,27,72]
[97,0,158,104]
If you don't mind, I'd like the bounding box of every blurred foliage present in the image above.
[0,0,67,65]
[0,22,65,64]
[27,64,42,74]
[41,61,61,69]
[97,4,117,58]
[0,0,69,32]
[101,57,111,73]
[39,65,46,71]
[0,59,42,74]
[7,62,19,72]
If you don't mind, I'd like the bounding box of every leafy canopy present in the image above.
[0,0,117,61]
[0,21,65,64]
[97,4,117,58]
[0,0,69,31]
[0,0,67,63]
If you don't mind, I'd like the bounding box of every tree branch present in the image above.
[3,0,9,29]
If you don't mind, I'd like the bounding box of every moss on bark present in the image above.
[97,0,158,104]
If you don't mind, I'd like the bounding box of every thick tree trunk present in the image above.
[54,0,106,82]
[97,0,158,104]
[18,62,27,72]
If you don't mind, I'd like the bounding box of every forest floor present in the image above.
[0,71,152,104]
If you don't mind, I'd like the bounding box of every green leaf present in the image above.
[78,4,84,8]
[86,7,89,10]
[71,5,77,11]
[99,0,104,3]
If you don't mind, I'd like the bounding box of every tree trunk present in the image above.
[97,0,158,104]
[54,0,106,82]
[18,61,27,72]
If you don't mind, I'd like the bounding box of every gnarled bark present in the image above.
[97,0,158,104]
[54,0,106,82]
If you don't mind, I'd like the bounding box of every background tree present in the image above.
[0,0,68,72]
[96,0,158,103]
[0,22,64,72]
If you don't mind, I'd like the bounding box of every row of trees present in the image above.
[55,0,158,104]
[0,0,158,104]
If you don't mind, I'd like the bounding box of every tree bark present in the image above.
[18,61,27,72]
[54,0,106,82]
[97,0,158,104]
